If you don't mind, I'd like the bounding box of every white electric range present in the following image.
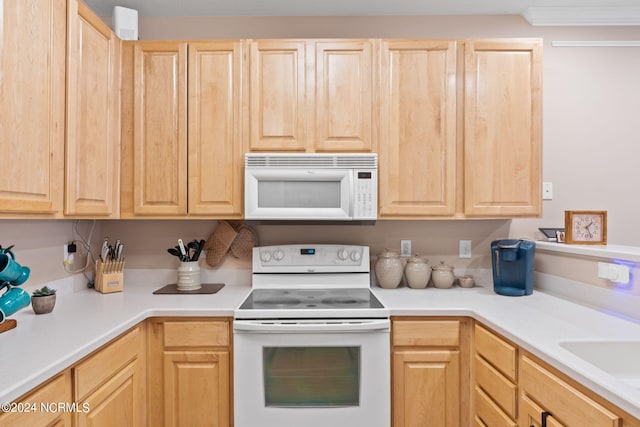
[233,244,390,427]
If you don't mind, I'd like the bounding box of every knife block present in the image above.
[95,260,124,294]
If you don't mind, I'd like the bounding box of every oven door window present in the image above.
[263,347,360,407]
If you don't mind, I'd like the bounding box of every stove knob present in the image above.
[337,248,349,260]
[350,250,362,262]
[273,249,285,261]
[260,251,272,262]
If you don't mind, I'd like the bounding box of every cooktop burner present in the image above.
[238,288,384,311]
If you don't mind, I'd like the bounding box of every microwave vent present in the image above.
[245,154,377,169]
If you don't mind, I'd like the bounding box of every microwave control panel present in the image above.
[353,170,377,220]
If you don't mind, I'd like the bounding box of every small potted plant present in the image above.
[31,286,57,315]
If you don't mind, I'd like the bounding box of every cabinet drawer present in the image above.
[474,386,517,427]
[393,320,460,347]
[475,324,517,381]
[475,354,517,418]
[163,320,229,347]
[520,355,621,427]
[74,325,143,400]
[0,372,71,427]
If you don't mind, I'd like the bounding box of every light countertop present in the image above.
[1,271,640,420]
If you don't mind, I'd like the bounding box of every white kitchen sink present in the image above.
[559,340,640,389]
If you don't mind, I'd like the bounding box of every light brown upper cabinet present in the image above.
[0,0,66,216]
[314,40,374,152]
[65,0,121,217]
[121,40,245,218]
[123,41,188,216]
[464,39,542,217]
[378,40,458,218]
[187,41,245,216]
[248,39,375,153]
[249,40,307,152]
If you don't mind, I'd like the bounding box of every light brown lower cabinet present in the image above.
[519,354,622,427]
[474,322,640,427]
[0,324,145,427]
[5,317,640,427]
[520,393,565,427]
[0,372,72,427]
[473,323,518,427]
[392,317,472,427]
[72,324,146,427]
[148,318,231,427]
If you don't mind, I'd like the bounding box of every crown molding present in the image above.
[523,6,640,26]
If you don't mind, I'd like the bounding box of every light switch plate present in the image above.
[400,240,411,257]
[543,182,553,200]
[459,240,472,258]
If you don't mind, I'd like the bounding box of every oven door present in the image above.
[233,319,390,427]
[244,168,353,220]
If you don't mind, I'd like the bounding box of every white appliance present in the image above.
[234,244,390,427]
[244,153,377,221]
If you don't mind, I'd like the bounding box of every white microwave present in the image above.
[244,153,377,221]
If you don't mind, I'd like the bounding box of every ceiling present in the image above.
[82,0,640,22]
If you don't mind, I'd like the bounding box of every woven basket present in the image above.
[230,224,258,260]
[204,221,238,268]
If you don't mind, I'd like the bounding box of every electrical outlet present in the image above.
[459,240,472,258]
[63,243,75,265]
[400,240,411,257]
[597,262,630,284]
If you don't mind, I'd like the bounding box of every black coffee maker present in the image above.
[491,239,535,296]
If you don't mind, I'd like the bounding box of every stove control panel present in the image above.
[253,244,369,273]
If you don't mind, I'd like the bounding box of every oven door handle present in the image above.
[233,319,390,333]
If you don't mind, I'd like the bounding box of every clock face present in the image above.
[571,214,603,242]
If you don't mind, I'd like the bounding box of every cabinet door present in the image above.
[188,41,244,216]
[163,350,230,427]
[314,40,374,152]
[520,355,621,427]
[0,372,71,427]
[132,42,187,215]
[393,350,460,427]
[75,360,144,427]
[464,39,542,217]
[520,394,565,427]
[379,40,457,217]
[73,325,146,427]
[249,40,308,151]
[65,0,120,217]
[0,0,65,214]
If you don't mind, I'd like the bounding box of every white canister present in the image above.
[177,261,201,291]
[404,255,431,289]
[431,261,455,289]
[374,249,404,289]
